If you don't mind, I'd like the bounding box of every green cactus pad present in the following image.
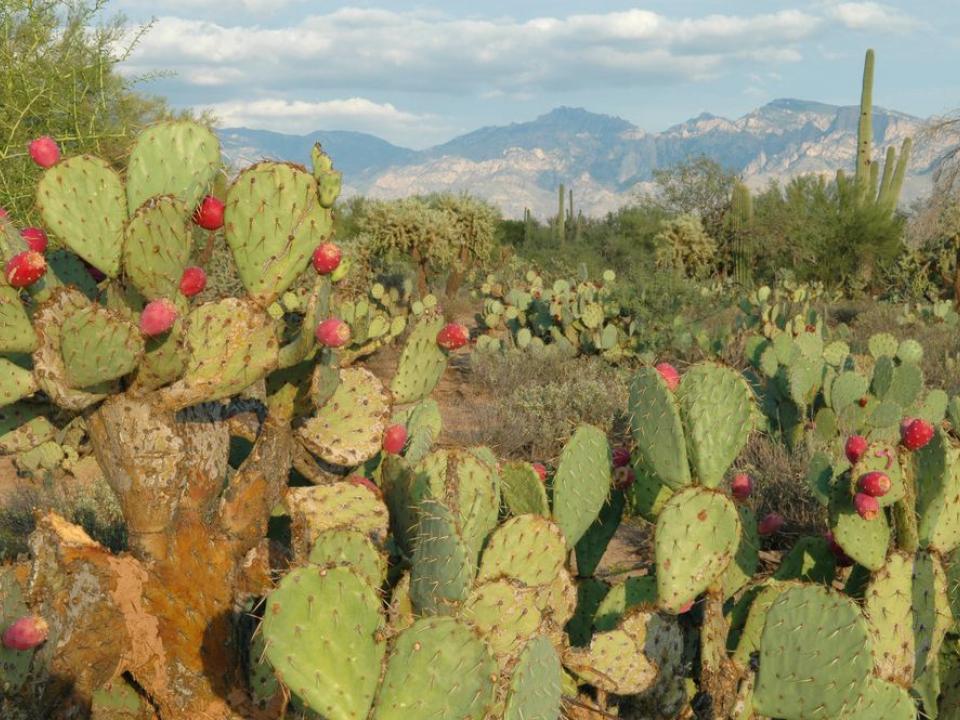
[90,677,153,719]
[563,609,676,695]
[160,298,279,410]
[829,474,890,571]
[832,371,869,414]
[59,305,143,389]
[307,529,386,588]
[676,363,755,487]
[888,362,923,408]
[125,120,221,214]
[132,327,187,392]
[720,504,760,598]
[730,580,793,667]
[593,576,657,632]
[284,483,389,557]
[838,676,917,720]
[865,551,915,683]
[911,551,951,679]
[380,455,429,557]
[409,499,474,616]
[823,340,850,367]
[36,156,126,277]
[574,489,625,578]
[32,288,108,410]
[897,338,923,365]
[868,332,899,359]
[916,429,960,554]
[247,625,280,706]
[503,636,562,720]
[0,358,36,407]
[0,565,33,696]
[917,389,949,424]
[772,536,836,584]
[461,579,543,660]
[655,487,740,613]
[387,572,415,633]
[629,366,691,490]
[499,461,550,517]
[414,449,499,565]
[477,514,566,587]
[389,314,447,404]
[851,441,903,508]
[392,398,442,465]
[372,616,497,720]
[122,196,192,300]
[552,424,611,548]
[225,162,333,307]
[262,565,385,720]
[565,578,609,647]
[627,464,675,522]
[0,287,36,353]
[754,584,873,719]
[0,403,56,453]
[28,249,100,304]
[298,368,390,467]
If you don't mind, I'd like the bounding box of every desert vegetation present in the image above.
[3,3,960,719]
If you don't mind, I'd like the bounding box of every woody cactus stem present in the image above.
[557,183,566,242]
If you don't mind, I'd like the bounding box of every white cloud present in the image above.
[826,2,923,32]
[202,97,441,136]
[120,7,821,97]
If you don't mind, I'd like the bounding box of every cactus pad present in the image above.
[720,504,760,598]
[60,305,143,389]
[225,162,333,307]
[160,298,279,410]
[499,461,550,517]
[371,616,497,720]
[552,424,611,547]
[0,358,36,407]
[284,483,389,557]
[307,529,386,588]
[261,566,385,720]
[916,429,960,554]
[829,475,890,571]
[655,487,740,612]
[477,514,566,587]
[36,156,126,276]
[0,403,56,453]
[122,196,192,300]
[574,489,625,578]
[389,314,447,404]
[0,287,36,353]
[125,120,221,213]
[410,499,474,616]
[380,455,429,557]
[503,636,562,720]
[593,576,657,632]
[754,584,873,719]
[676,363,755,487]
[461,579,543,660]
[298,368,390,467]
[629,366,690,489]
[865,551,915,683]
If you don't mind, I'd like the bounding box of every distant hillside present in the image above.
[218,100,960,219]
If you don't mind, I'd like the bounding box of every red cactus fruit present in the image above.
[2,615,49,650]
[5,251,46,288]
[312,242,342,274]
[844,435,868,464]
[348,475,382,500]
[858,396,869,408]
[854,492,880,520]
[612,447,631,468]
[655,362,680,391]
[731,473,753,501]
[383,424,407,455]
[532,463,547,482]
[315,318,351,348]
[900,417,934,451]
[28,136,59,168]
[179,266,207,297]
[140,299,178,336]
[193,195,225,231]
[758,512,784,536]
[20,227,48,253]
[613,465,635,491]
[677,600,694,614]
[858,471,891,498]
[0,207,8,219]
[436,322,469,351]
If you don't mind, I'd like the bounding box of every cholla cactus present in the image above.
[653,214,717,279]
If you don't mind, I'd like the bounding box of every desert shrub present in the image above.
[653,214,717,279]
[468,349,629,461]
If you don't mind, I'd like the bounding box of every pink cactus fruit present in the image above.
[2,615,49,651]
[532,463,547,483]
[312,242,342,274]
[900,417,934,451]
[383,424,408,455]
[28,136,60,168]
[612,447,631,468]
[857,471,891,498]
[731,473,753,501]
[348,475,382,500]
[5,251,46,288]
[436,322,470,351]
[315,318,351,348]
[613,465,635,491]
[139,299,178,337]
[757,512,784,536]
[192,195,225,231]
[179,266,207,297]
[20,227,48,253]
[844,435,868,464]
[854,492,880,520]
[655,362,680,391]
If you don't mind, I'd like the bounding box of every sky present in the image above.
[110,1,960,149]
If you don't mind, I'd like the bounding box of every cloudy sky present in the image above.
[111,1,960,149]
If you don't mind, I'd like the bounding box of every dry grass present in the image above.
[467,349,630,462]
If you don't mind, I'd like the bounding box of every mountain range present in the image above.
[217,100,960,219]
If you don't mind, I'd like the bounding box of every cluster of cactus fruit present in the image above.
[473,268,640,360]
